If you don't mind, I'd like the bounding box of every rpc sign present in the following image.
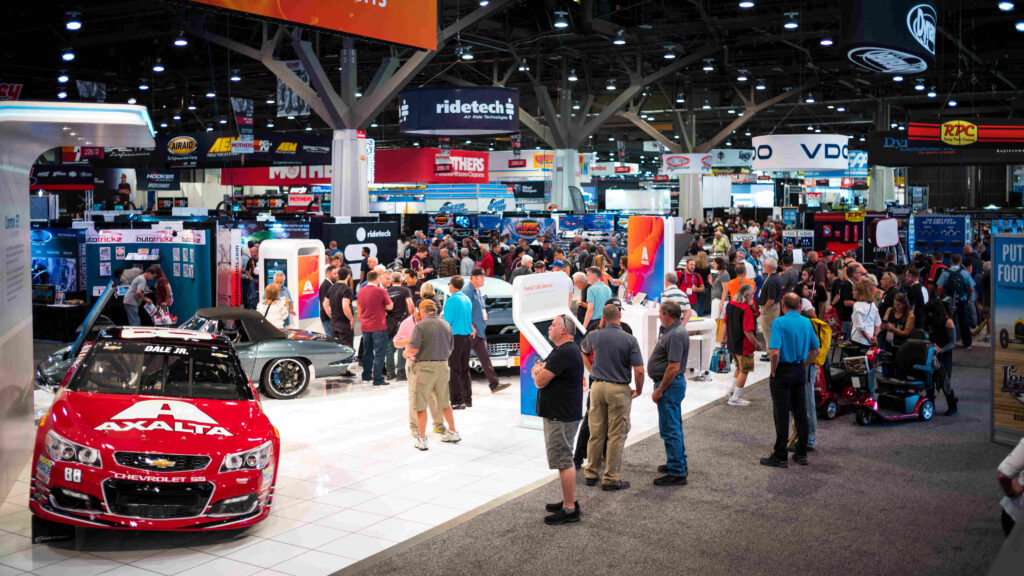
[751,134,849,171]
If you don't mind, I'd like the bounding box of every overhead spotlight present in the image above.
[553,10,569,29]
[807,125,814,131]
[61,48,75,61]
[187,103,196,110]
[612,29,626,45]
[568,69,578,82]
[128,97,137,105]
[608,136,615,141]
[837,106,846,112]
[152,59,165,73]
[702,58,714,72]
[805,93,815,103]
[139,81,149,91]
[459,44,474,60]
[206,126,213,132]
[1016,21,1024,31]
[606,78,617,91]
[893,75,904,82]
[160,122,168,128]
[702,100,711,110]
[915,83,925,91]
[898,125,906,131]
[890,122,898,128]
[287,115,296,120]
[948,99,958,107]
[218,118,227,124]
[820,38,833,46]
[57,72,69,84]
[827,105,835,109]
[479,0,489,5]
[305,126,313,131]
[737,71,748,82]
[517,58,530,72]
[230,70,241,82]
[814,128,821,133]
[664,45,677,59]
[726,141,733,146]
[57,90,67,99]
[488,146,494,151]
[783,13,799,29]
[206,91,215,98]
[998,2,1014,11]
[355,90,363,98]
[927,90,937,98]
[172,114,181,120]
[572,101,580,110]
[744,131,752,137]
[755,79,766,90]
[675,93,685,103]
[859,136,866,142]
[65,12,82,31]
[739,1,755,7]
[370,122,378,128]
[174,31,188,47]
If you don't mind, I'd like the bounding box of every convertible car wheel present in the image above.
[262,358,310,399]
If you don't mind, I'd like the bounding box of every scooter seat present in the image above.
[876,375,925,389]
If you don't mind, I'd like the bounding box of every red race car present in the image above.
[30,326,280,536]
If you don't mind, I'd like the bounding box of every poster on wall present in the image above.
[500,218,557,242]
[93,168,137,207]
[992,234,1024,445]
[626,216,667,299]
[296,252,319,322]
[322,222,400,279]
[908,214,970,259]
[29,228,83,292]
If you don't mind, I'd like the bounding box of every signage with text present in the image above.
[399,87,519,136]
[375,148,489,184]
[751,134,849,171]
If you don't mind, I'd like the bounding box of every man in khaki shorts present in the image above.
[405,299,461,450]
[392,308,446,438]
[725,283,761,406]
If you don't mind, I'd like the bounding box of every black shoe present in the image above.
[341,371,357,378]
[372,382,390,387]
[545,500,579,513]
[653,474,688,486]
[491,383,512,393]
[465,399,473,408]
[573,460,583,470]
[601,480,630,491]
[760,354,770,362]
[386,372,397,381]
[792,454,808,466]
[945,403,958,416]
[657,465,669,473]
[544,505,580,525]
[760,455,788,468]
[584,476,598,486]
[396,372,407,380]
[787,445,815,453]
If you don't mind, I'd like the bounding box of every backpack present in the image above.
[810,317,832,366]
[944,267,966,308]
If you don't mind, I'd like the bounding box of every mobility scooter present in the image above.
[815,340,884,420]
[851,330,938,426]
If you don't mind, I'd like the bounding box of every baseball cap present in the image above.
[418,299,437,313]
[552,260,565,268]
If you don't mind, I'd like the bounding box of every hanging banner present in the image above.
[661,153,712,175]
[321,222,400,280]
[709,148,754,168]
[29,164,94,190]
[277,60,310,118]
[869,121,1024,166]
[752,134,849,171]
[138,169,180,191]
[0,82,23,101]
[398,87,519,135]
[841,0,935,73]
[156,132,332,167]
[75,80,106,102]
[626,216,668,299]
[375,148,489,184]
[221,165,332,186]
[507,181,546,200]
[231,97,254,154]
[993,234,1024,445]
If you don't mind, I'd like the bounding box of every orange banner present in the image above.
[190,0,437,51]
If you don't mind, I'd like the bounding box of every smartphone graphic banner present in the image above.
[296,253,319,321]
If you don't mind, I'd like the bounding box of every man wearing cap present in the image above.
[464,268,509,394]
[405,299,460,450]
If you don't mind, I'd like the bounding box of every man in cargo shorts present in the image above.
[392,307,446,438]
[405,300,461,450]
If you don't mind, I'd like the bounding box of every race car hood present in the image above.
[49,391,272,452]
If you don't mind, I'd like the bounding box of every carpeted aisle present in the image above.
[347,346,1010,576]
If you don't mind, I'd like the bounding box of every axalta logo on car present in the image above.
[93,400,234,436]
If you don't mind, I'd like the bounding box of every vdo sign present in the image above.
[841,0,936,74]
[751,134,849,171]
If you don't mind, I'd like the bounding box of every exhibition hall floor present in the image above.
[0,342,769,576]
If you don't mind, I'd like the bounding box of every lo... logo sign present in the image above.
[940,120,977,146]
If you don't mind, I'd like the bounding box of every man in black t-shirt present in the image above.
[387,271,415,380]
[328,267,355,350]
[319,265,337,336]
[530,315,584,525]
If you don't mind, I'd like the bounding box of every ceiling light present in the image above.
[726,141,733,146]
[728,109,736,114]
[805,93,815,103]
[820,38,833,46]
[891,122,898,128]
[172,114,181,120]
[355,91,363,98]
[675,94,685,103]
[370,122,378,128]
[898,125,905,131]
[518,58,530,72]
[927,90,937,98]
[1016,21,1024,31]
[128,97,137,105]
[948,99,958,107]
[608,136,615,141]
[218,118,227,124]
[287,115,295,120]
[783,13,799,29]
[174,31,188,47]
[57,91,67,100]
[807,125,814,131]
[612,29,626,45]
[479,0,489,5]
[414,142,420,146]
[139,81,149,91]
[606,79,617,91]
[65,12,82,31]
[206,91,215,98]
[915,83,925,91]
[230,70,241,82]
[737,72,748,82]
[744,131,752,137]
[837,106,846,112]
[664,45,677,59]
[57,73,69,84]
[267,122,274,128]
[755,79,766,90]
[827,105,834,109]
[572,101,580,110]
[206,126,213,132]
[187,103,196,110]
[488,146,494,151]
[702,100,711,110]
[739,1,755,7]
[266,98,275,104]
[305,126,312,131]
[553,10,569,29]
[160,122,168,128]
[152,59,165,73]
[893,75,904,82]
[568,69,578,82]
[61,48,75,61]
[998,2,1014,11]
[460,44,474,60]
[814,128,821,133]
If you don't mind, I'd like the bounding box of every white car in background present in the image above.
[426,276,520,371]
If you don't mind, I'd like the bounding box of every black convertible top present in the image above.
[195,307,286,342]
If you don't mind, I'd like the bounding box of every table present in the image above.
[620,304,716,377]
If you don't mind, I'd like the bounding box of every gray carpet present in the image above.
[348,346,1009,576]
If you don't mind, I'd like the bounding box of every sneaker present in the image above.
[727,397,751,406]
[760,354,770,362]
[361,379,373,384]
[452,403,466,410]
[545,500,579,513]
[543,505,580,525]
[657,464,669,473]
[441,430,461,443]
[792,454,808,466]
[601,480,630,491]
[491,383,512,393]
[653,474,688,486]
[759,455,788,468]
[414,437,428,451]
[433,424,448,435]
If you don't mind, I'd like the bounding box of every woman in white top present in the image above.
[257,283,289,329]
[850,281,881,346]
[998,437,1024,536]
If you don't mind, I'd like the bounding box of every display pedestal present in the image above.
[551,148,579,210]
[330,129,368,217]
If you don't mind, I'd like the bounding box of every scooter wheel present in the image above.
[919,399,935,422]
[855,408,873,426]
[822,400,838,420]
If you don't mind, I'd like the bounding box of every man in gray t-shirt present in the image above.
[647,300,691,487]
[123,267,155,326]
[406,300,459,450]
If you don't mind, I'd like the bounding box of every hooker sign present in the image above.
[751,134,849,171]
[661,153,712,175]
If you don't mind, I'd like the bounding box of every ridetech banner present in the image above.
[992,234,1024,445]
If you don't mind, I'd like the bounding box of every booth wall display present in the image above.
[992,219,1024,234]
[84,228,213,321]
[812,212,863,255]
[840,0,935,73]
[752,134,850,171]
[139,169,179,191]
[508,181,546,200]
[500,217,557,242]
[29,228,84,292]
[29,164,94,190]
[321,222,400,278]
[908,214,970,259]
[782,229,815,249]
[992,234,1024,445]
[782,208,799,228]
[398,87,519,135]
[375,148,489,184]
[229,220,311,244]
[159,132,333,167]
[869,121,1024,166]
[626,216,669,299]
[93,167,138,207]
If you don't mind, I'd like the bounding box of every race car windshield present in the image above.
[68,341,253,400]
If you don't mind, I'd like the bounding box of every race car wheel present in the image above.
[262,358,309,399]
[1000,329,1010,349]
[822,400,838,420]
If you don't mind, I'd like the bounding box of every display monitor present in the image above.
[454,215,476,229]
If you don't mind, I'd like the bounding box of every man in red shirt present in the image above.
[724,283,760,406]
[479,243,495,277]
[410,245,434,281]
[677,259,705,310]
[357,270,394,386]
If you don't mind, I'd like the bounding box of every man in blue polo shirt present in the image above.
[444,275,475,409]
[761,293,820,469]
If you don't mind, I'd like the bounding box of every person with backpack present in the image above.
[788,308,832,453]
[725,283,760,406]
[936,253,975,349]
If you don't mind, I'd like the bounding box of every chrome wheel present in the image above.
[262,358,309,399]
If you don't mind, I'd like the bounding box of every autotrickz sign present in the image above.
[398,87,519,136]
[842,0,936,74]
[751,134,849,171]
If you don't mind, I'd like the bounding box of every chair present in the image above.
[875,338,935,393]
